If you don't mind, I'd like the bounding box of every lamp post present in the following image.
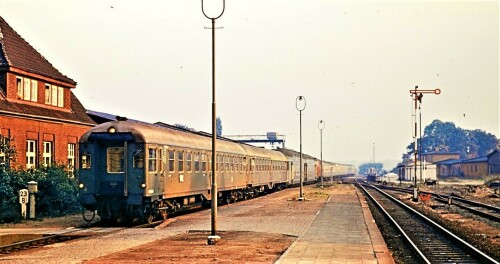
[318,120,325,187]
[201,0,225,245]
[409,86,440,201]
[296,96,306,201]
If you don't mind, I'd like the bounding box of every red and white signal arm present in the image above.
[19,189,29,204]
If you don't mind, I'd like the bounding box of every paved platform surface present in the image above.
[276,188,394,264]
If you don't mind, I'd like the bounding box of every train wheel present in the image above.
[82,209,96,223]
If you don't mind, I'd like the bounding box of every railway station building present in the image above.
[0,16,95,170]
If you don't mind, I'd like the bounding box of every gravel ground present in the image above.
[0,184,338,264]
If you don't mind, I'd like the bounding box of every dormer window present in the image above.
[44,83,64,107]
[16,76,38,102]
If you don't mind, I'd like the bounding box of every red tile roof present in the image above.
[0,91,95,126]
[0,16,76,85]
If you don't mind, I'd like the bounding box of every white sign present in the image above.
[19,189,29,204]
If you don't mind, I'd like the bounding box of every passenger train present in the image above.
[78,120,355,223]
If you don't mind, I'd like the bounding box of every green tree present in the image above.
[404,119,498,159]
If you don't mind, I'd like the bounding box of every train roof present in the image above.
[80,120,286,160]
[274,147,316,160]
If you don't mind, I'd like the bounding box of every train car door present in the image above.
[97,141,128,196]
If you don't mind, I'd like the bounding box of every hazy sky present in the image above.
[1,0,498,168]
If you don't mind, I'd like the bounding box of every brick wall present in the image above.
[0,115,91,169]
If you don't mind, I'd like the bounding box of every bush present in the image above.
[0,165,80,222]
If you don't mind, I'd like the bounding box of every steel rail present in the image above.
[356,181,431,263]
[362,182,499,264]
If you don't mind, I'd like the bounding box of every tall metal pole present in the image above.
[318,120,325,187]
[296,96,306,201]
[409,86,440,201]
[419,103,422,184]
[201,0,225,245]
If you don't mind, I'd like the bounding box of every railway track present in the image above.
[0,220,164,255]
[376,184,500,223]
[357,181,499,264]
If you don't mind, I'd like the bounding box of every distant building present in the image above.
[397,161,437,183]
[0,16,95,170]
[461,157,489,178]
[421,152,460,163]
[487,149,500,175]
[435,158,462,177]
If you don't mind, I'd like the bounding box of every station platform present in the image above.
[275,187,394,264]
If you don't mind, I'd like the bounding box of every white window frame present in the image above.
[23,78,31,101]
[68,143,75,172]
[57,87,64,107]
[31,80,38,102]
[51,85,58,106]
[43,141,52,167]
[26,140,37,169]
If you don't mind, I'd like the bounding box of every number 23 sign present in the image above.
[19,189,29,204]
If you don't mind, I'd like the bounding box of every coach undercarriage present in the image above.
[92,183,287,224]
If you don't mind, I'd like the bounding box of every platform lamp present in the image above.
[201,0,225,245]
[318,120,325,187]
[296,96,306,201]
[409,86,440,202]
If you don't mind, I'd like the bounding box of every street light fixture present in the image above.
[296,96,306,201]
[318,120,325,187]
[409,86,440,201]
[201,0,225,245]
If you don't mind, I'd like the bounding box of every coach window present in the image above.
[201,153,207,172]
[230,157,234,172]
[186,152,192,172]
[148,148,157,172]
[107,147,125,173]
[194,153,200,172]
[243,157,247,172]
[81,152,91,169]
[225,156,229,172]
[178,150,184,172]
[168,149,175,172]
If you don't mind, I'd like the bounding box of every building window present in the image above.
[0,147,5,167]
[31,80,38,102]
[16,77,38,102]
[68,143,75,172]
[26,140,37,169]
[57,87,64,107]
[148,147,157,172]
[107,147,124,173]
[23,78,30,101]
[45,84,51,104]
[43,141,52,167]
[17,77,23,98]
[51,85,58,106]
